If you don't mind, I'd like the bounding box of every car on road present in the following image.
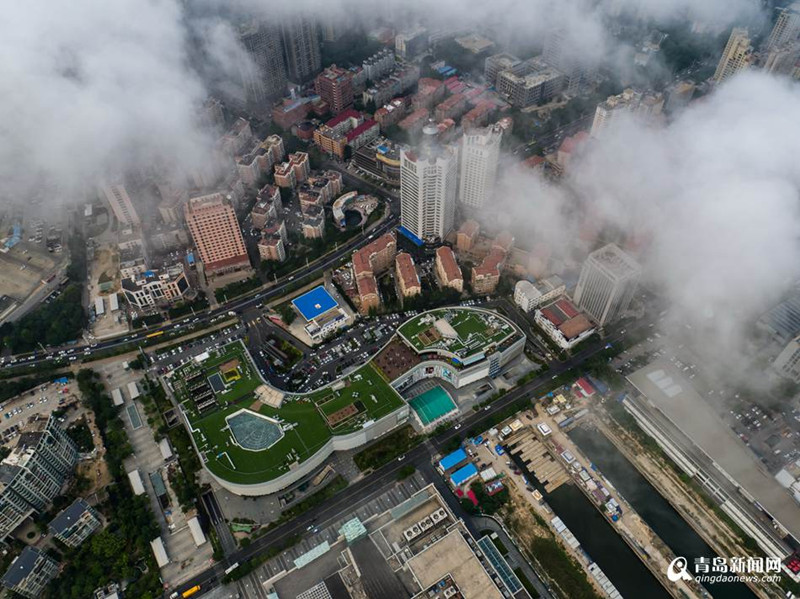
[397,454,406,461]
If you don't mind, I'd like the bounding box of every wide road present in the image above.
[4,210,398,369]
[171,316,650,598]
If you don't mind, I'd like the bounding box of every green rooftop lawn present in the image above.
[312,362,402,422]
[398,308,516,357]
[191,396,332,485]
[178,344,405,484]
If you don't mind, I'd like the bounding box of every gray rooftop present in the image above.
[588,243,641,279]
[2,547,45,587]
[628,361,800,543]
[49,498,92,535]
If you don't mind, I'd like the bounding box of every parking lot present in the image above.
[0,378,79,443]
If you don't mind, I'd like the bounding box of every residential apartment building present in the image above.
[258,234,286,262]
[1,547,59,599]
[471,248,505,294]
[514,275,566,312]
[121,264,190,308]
[48,498,101,548]
[184,193,250,276]
[400,126,458,243]
[274,152,310,187]
[362,65,420,108]
[250,185,282,229]
[765,2,800,51]
[315,65,355,115]
[461,102,496,131]
[714,28,753,84]
[301,206,325,239]
[395,253,421,298]
[352,232,397,313]
[101,184,140,227]
[236,135,285,189]
[434,93,467,122]
[281,16,321,83]
[458,124,503,211]
[573,243,641,327]
[0,416,78,541]
[435,246,463,292]
[362,48,395,81]
[219,117,253,157]
[374,98,408,131]
[590,88,664,138]
[238,22,287,105]
[456,220,479,252]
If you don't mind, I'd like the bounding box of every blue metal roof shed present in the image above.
[450,463,478,486]
[438,448,467,471]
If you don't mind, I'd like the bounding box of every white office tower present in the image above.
[458,124,503,211]
[400,123,458,243]
[573,243,641,327]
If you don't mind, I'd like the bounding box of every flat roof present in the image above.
[406,529,503,599]
[292,286,339,322]
[439,448,467,471]
[178,342,404,486]
[450,463,478,486]
[628,361,800,542]
[49,498,93,535]
[2,547,46,587]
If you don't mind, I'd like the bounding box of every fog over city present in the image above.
[501,71,800,385]
[2,0,797,383]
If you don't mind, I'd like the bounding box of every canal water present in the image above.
[508,450,671,598]
[570,426,756,599]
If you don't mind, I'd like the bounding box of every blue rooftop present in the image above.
[292,286,339,322]
[450,463,478,486]
[439,448,467,471]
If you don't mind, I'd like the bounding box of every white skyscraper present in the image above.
[458,124,503,211]
[400,123,458,243]
[573,243,641,327]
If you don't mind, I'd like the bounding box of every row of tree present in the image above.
[50,370,163,598]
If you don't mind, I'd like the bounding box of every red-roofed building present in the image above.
[356,275,379,313]
[461,102,496,130]
[541,307,564,327]
[434,93,467,121]
[557,130,590,169]
[556,298,579,318]
[535,296,596,349]
[374,98,408,131]
[345,119,379,150]
[574,377,596,398]
[492,231,514,254]
[413,78,446,110]
[398,108,430,133]
[435,246,463,293]
[395,252,421,298]
[456,220,480,252]
[523,155,545,172]
[271,97,312,130]
[472,248,506,294]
